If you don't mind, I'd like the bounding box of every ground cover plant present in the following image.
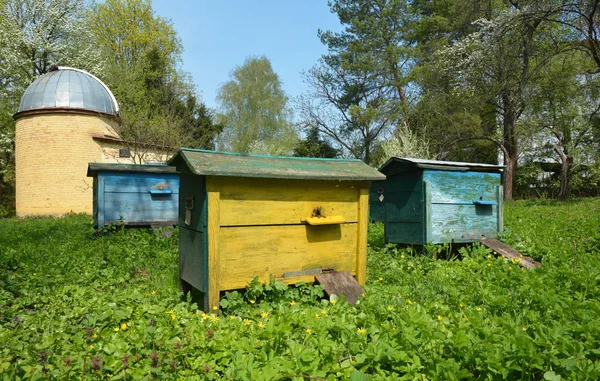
[1,198,600,380]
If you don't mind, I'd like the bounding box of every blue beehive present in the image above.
[376,158,504,244]
[87,163,179,227]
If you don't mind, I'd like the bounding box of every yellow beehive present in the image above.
[168,148,385,311]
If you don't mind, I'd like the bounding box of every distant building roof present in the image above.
[16,67,119,117]
[168,148,386,181]
[379,157,504,174]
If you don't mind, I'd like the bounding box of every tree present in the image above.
[0,0,103,215]
[438,5,569,200]
[89,0,221,158]
[299,0,414,164]
[216,56,296,154]
[293,127,339,158]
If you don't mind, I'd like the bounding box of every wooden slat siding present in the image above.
[218,224,357,290]
[497,186,504,232]
[103,192,178,225]
[178,226,206,292]
[369,179,386,222]
[385,190,423,222]
[424,181,432,244]
[103,173,180,193]
[206,189,221,311]
[97,175,105,227]
[424,171,501,204]
[386,222,424,245]
[216,177,360,226]
[480,238,541,269]
[429,204,498,243]
[356,188,369,285]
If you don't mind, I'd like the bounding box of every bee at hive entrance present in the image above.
[312,206,324,218]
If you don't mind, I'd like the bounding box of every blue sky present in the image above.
[151,0,343,110]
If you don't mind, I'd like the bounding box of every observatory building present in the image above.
[14,66,168,216]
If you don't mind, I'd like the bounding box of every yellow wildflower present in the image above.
[210,315,219,323]
[212,306,218,311]
[407,299,413,305]
[387,305,394,311]
[508,266,512,271]
[357,327,367,335]
[151,290,156,295]
[89,344,94,349]
[487,263,491,267]
[315,313,321,319]
[289,300,296,306]
[93,333,98,339]
[377,277,383,282]
[320,310,328,315]
[330,299,336,305]
[249,299,256,304]
[230,315,237,320]
[305,328,312,335]
[167,309,175,315]
[261,312,269,319]
[522,327,528,332]
[476,307,482,312]
[258,323,265,329]
[33,273,37,276]
[437,315,443,321]
[114,327,119,332]
[201,313,209,321]
[121,323,127,331]
[243,319,252,326]
[459,303,464,308]
[171,314,176,320]
[401,254,405,259]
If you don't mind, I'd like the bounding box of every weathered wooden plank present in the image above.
[218,224,357,290]
[178,173,206,232]
[480,238,542,269]
[423,171,501,204]
[179,226,206,292]
[385,190,423,223]
[103,192,178,225]
[385,222,424,245]
[103,173,180,193]
[356,188,369,285]
[314,271,364,306]
[424,181,432,244]
[207,191,221,310]
[216,177,359,226]
[429,203,498,243]
[497,186,504,232]
[369,179,386,222]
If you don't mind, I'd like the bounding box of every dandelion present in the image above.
[476,307,482,312]
[305,328,312,335]
[249,299,256,304]
[320,310,327,315]
[121,323,127,331]
[114,327,119,332]
[260,312,269,319]
[357,327,367,335]
[437,315,443,321]
[289,301,296,307]
[387,305,394,311]
[243,319,252,326]
[522,327,528,332]
[258,323,265,329]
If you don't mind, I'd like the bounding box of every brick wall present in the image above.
[15,113,119,216]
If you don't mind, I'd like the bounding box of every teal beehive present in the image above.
[375,158,504,245]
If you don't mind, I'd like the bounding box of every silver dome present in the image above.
[18,67,119,116]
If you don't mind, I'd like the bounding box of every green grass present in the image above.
[1,199,600,380]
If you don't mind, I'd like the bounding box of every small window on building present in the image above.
[119,148,131,158]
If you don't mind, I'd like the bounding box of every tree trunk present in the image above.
[555,143,573,201]
[502,101,519,201]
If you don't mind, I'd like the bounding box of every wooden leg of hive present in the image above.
[207,190,221,311]
[356,188,369,285]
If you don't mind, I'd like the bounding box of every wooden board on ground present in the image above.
[480,238,542,269]
[315,271,364,305]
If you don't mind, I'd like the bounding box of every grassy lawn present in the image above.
[1,198,599,380]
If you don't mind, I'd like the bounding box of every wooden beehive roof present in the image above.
[168,148,385,181]
[87,163,178,177]
[379,157,504,175]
